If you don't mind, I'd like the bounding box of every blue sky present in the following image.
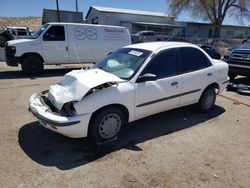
[0,0,248,26]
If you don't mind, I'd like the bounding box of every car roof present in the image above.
[124,42,198,52]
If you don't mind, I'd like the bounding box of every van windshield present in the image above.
[95,48,151,79]
[30,24,49,39]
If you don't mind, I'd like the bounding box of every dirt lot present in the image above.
[0,62,250,188]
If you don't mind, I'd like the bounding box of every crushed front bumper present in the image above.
[29,91,92,138]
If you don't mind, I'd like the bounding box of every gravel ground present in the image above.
[0,62,250,188]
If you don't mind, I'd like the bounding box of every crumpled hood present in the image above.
[48,69,124,110]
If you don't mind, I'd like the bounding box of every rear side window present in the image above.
[142,49,178,78]
[43,26,65,41]
[17,29,27,36]
[179,47,210,73]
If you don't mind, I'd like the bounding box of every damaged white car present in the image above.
[29,42,229,143]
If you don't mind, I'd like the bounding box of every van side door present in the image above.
[41,25,69,64]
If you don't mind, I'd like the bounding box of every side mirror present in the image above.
[137,73,157,83]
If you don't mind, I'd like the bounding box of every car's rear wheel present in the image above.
[197,87,216,113]
[21,56,44,75]
[89,107,124,143]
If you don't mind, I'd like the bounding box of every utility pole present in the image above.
[75,0,78,11]
[56,0,60,22]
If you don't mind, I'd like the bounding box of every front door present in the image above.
[135,48,182,119]
[41,25,69,64]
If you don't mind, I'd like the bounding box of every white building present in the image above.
[85,6,250,39]
[85,6,183,34]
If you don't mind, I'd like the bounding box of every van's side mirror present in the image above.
[136,73,157,83]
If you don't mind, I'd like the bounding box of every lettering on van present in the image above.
[74,27,97,40]
[74,27,86,40]
[86,27,97,40]
[104,28,126,41]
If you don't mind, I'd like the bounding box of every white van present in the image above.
[5,22,131,74]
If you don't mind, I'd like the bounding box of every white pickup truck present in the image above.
[131,30,169,43]
[5,22,131,74]
[6,27,30,39]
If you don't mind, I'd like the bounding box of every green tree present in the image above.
[169,0,250,38]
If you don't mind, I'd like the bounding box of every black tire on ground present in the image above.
[0,35,6,47]
[229,73,237,81]
[196,87,216,113]
[89,107,124,143]
[21,56,44,75]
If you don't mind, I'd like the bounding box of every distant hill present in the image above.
[0,17,42,31]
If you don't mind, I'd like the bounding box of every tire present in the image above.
[229,73,237,81]
[0,35,6,47]
[21,56,44,75]
[89,107,124,143]
[197,87,216,113]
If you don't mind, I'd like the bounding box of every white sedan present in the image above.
[29,42,229,143]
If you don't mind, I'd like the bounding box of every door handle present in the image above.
[66,46,68,51]
[171,82,178,86]
[207,72,213,77]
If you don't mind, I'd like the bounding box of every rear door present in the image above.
[41,25,69,64]
[135,48,182,119]
[178,47,215,106]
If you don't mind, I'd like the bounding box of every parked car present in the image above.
[5,22,131,74]
[29,42,229,143]
[6,27,30,39]
[131,30,169,43]
[222,42,250,80]
[199,44,221,60]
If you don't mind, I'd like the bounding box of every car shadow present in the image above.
[0,67,84,80]
[18,105,225,170]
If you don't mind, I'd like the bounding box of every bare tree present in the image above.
[169,0,250,38]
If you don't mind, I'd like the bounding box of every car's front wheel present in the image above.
[89,107,124,143]
[197,87,216,113]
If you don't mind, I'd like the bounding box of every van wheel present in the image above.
[21,56,44,75]
[89,107,124,144]
[197,87,216,113]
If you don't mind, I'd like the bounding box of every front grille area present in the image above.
[230,50,250,62]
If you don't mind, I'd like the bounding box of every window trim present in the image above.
[138,48,180,80]
[177,47,212,74]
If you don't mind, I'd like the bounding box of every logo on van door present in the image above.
[74,27,86,40]
[86,27,97,40]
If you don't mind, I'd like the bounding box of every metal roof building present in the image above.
[85,6,181,33]
[85,6,250,39]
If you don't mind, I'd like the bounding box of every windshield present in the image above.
[30,24,49,39]
[95,48,151,79]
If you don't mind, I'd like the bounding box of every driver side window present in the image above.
[141,49,178,79]
[43,26,65,41]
